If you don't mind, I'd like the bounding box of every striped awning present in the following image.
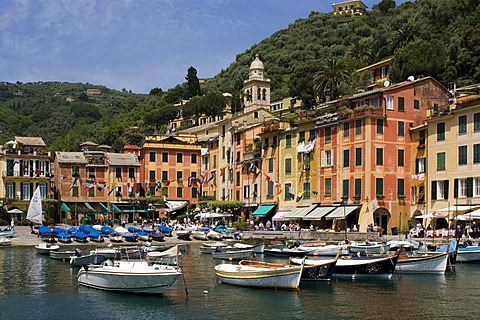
[252,205,275,217]
[283,204,317,219]
[325,205,360,220]
[304,206,337,220]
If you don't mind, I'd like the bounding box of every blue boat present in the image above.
[78,225,95,235]
[88,230,105,242]
[67,227,77,234]
[151,232,165,242]
[137,230,152,241]
[159,225,173,236]
[128,226,142,233]
[0,227,17,238]
[123,232,138,242]
[38,226,57,243]
[57,231,72,243]
[100,226,114,235]
[73,231,89,243]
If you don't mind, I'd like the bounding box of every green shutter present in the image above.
[467,177,474,198]
[431,181,437,200]
[454,179,458,198]
[444,181,449,200]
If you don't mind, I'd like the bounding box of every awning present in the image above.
[415,213,447,219]
[252,204,275,217]
[110,203,149,214]
[436,205,480,213]
[283,204,317,219]
[304,206,337,220]
[85,202,96,212]
[99,202,110,213]
[195,211,233,219]
[325,205,359,220]
[272,210,290,221]
[61,203,71,212]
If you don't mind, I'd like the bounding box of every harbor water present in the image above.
[0,243,477,320]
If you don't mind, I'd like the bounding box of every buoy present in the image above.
[228,257,233,261]
[203,290,208,294]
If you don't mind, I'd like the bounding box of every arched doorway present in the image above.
[373,208,390,235]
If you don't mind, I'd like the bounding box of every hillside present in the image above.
[1,0,480,151]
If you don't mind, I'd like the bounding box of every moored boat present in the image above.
[349,241,385,255]
[70,253,106,267]
[50,250,76,261]
[395,252,450,273]
[35,243,60,254]
[0,238,12,246]
[176,230,191,240]
[0,227,17,238]
[212,248,254,260]
[214,259,304,289]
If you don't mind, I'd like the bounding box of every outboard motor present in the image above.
[75,248,83,257]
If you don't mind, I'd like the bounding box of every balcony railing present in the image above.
[2,170,52,178]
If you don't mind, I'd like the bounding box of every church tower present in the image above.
[243,54,271,113]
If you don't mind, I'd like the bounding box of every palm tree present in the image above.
[313,59,351,102]
[347,41,373,66]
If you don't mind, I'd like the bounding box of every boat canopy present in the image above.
[252,204,275,217]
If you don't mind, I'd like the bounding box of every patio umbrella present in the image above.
[7,208,22,214]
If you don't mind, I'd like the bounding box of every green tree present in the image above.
[185,66,202,99]
[203,91,226,117]
[375,0,396,13]
[313,59,351,102]
[182,96,204,125]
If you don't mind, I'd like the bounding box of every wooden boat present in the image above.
[35,243,60,254]
[289,250,341,281]
[334,254,399,278]
[88,230,105,242]
[212,248,254,260]
[73,231,89,243]
[395,252,450,273]
[123,232,138,242]
[77,259,182,294]
[298,243,349,256]
[207,230,223,240]
[50,250,76,261]
[233,242,265,254]
[151,232,165,242]
[100,225,114,235]
[264,246,311,257]
[214,259,304,289]
[38,226,57,243]
[56,231,72,243]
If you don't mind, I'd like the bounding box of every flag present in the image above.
[177,177,183,185]
[97,182,106,192]
[200,172,207,184]
[296,193,304,202]
[287,186,295,200]
[207,172,216,183]
[85,180,94,191]
[273,180,281,187]
[264,173,271,181]
[277,187,283,195]
[108,181,117,195]
[248,163,255,173]
[312,190,319,195]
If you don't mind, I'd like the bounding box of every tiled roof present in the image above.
[15,136,46,147]
[56,152,87,164]
[105,152,140,166]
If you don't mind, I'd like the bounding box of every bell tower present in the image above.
[243,54,270,113]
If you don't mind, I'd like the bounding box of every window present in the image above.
[268,158,274,173]
[459,145,468,165]
[299,131,305,143]
[149,152,156,162]
[286,134,292,148]
[116,167,122,178]
[376,119,384,134]
[162,171,168,181]
[309,129,316,142]
[72,186,79,197]
[89,186,95,197]
[398,121,405,136]
[128,168,135,178]
[355,147,362,166]
[88,167,95,179]
[243,185,250,199]
[267,180,274,197]
[303,182,311,199]
[322,150,334,167]
[376,148,383,166]
[458,178,467,197]
[236,171,240,186]
[398,97,405,111]
[354,178,362,198]
[414,99,420,109]
[191,154,197,163]
[324,127,331,143]
[303,153,311,171]
[475,113,480,132]
[342,179,349,198]
[325,178,332,196]
[213,155,217,168]
[437,122,446,141]
[273,136,277,147]
[162,152,168,162]
[149,170,156,181]
[355,119,362,135]
[6,182,14,199]
[376,178,384,197]
[386,96,394,110]
[437,152,446,171]
[21,182,30,200]
[72,165,79,177]
[285,183,292,200]
[263,137,269,148]
[343,122,350,137]
[192,187,197,198]
[343,149,350,167]
[459,115,467,135]
[432,180,448,200]
[474,177,480,196]
[416,157,426,174]
[285,158,292,174]
[176,171,183,182]
[176,187,182,198]
[474,144,480,163]
[177,153,183,163]
[381,66,387,78]
[419,130,426,147]
[398,179,405,198]
[398,149,405,167]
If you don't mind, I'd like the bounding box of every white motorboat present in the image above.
[212,248,254,260]
[50,250,76,261]
[35,243,60,255]
[214,260,304,289]
[207,230,223,240]
[299,242,349,256]
[77,250,182,294]
[90,244,116,259]
[395,252,450,273]
[232,242,265,254]
[0,238,12,246]
[191,229,208,240]
[349,241,385,254]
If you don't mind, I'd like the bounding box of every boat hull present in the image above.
[396,253,449,273]
[50,251,76,261]
[77,261,181,294]
[214,263,303,289]
[212,249,253,260]
[71,254,106,266]
[35,243,60,254]
[334,255,398,277]
[457,247,480,262]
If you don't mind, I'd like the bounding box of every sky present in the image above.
[0,0,406,94]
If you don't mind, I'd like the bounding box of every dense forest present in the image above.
[1,0,479,151]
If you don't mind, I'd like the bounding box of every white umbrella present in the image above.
[7,208,22,214]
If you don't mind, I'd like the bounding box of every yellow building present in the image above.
[332,1,367,16]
